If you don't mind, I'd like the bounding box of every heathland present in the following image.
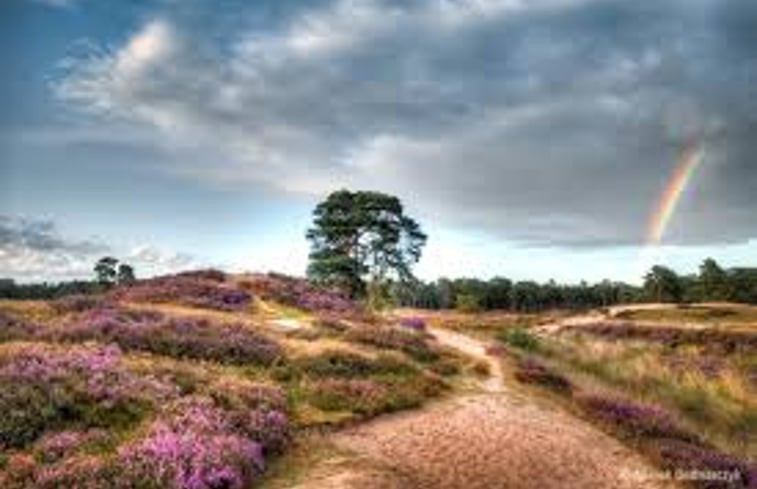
[0,270,755,488]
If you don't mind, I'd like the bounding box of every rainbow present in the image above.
[646,141,705,245]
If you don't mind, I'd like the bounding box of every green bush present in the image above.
[455,293,481,313]
[294,350,418,379]
[347,326,440,363]
[0,382,72,448]
[497,327,540,352]
[294,350,386,378]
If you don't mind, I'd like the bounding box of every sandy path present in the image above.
[285,326,678,489]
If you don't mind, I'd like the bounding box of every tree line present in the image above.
[0,256,136,300]
[390,258,757,312]
[643,258,757,305]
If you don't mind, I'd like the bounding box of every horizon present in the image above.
[2,0,757,285]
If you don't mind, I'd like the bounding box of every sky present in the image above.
[1,0,756,284]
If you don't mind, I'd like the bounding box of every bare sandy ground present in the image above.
[282,325,680,489]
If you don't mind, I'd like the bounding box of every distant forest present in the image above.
[392,258,757,312]
[2,258,756,312]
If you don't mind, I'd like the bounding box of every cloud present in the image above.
[0,216,108,280]
[0,216,199,282]
[0,216,106,255]
[126,244,197,276]
[55,0,757,247]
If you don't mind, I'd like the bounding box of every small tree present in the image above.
[94,257,136,287]
[306,189,427,298]
[698,258,731,301]
[643,265,683,303]
[117,263,136,285]
[94,256,119,286]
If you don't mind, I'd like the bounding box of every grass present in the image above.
[616,304,757,327]
[546,333,757,457]
[500,338,756,488]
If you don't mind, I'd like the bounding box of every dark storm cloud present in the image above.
[56,0,757,246]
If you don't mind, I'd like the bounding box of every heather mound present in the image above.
[0,272,459,488]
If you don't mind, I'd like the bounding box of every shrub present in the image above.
[0,343,175,447]
[0,382,73,448]
[398,317,426,331]
[0,453,37,489]
[58,309,283,366]
[472,360,490,376]
[348,326,440,362]
[576,394,700,444]
[428,358,461,377]
[0,311,40,342]
[111,274,251,312]
[34,429,110,464]
[653,439,755,489]
[295,350,386,379]
[176,269,227,282]
[117,396,271,489]
[241,273,356,313]
[34,455,117,489]
[313,316,350,334]
[308,379,388,415]
[455,293,482,313]
[497,327,540,352]
[569,323,757,356]
[513,358,572,393]
[50,295,109,314]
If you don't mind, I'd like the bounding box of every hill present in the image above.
[0,271,463,488]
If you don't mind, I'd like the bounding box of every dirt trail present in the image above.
[285,325,679,489]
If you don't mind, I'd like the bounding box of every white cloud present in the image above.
[126,244,198,277]
[0,217,199,282]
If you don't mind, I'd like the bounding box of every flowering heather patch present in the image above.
[175,269,227,282]
[664,353,725,379]
[348,325,440,362]
[399,316,426,331]
[0,311,40,341]
[652,439,755,489]
[209,378,288,413]
[239,408,290,455]
[576,394,701,444]
[58,308,283,366]
[308,378,389,415]
[568,322,757,355]
[111,273,251,312]
[0,453,37,489]
[294,349,403,379]
[206,380,291,454]
[118,396,266,489]
[485,343,507,357]
[50,294,110,314]
[241,273,356,313]
[34,454,116,489]
[513,358,573,393]
[0,343,176,447]
[34,429,110,463]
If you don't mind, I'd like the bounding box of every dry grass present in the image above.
[0,300,57,323]
[395,308,539,339]
[615,304,757,330]
[544,329,757,459]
